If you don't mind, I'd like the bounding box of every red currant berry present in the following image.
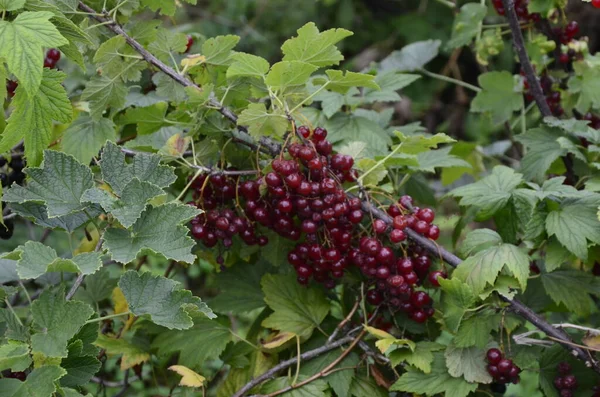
[413,220,429,234]
[558,361,571,375]
[47,48,61,61]
[312,127,327,141]
[486,348,502,365]
[593,0,600,8]
[410,291,431,308]
[387,274,404,287]
[373,219,387,234]
[410,309,427,323]
[397,258,414,274]
[427,225,440,240]
[393,215,408,230]
[559,53,570,64]
[497,359,513,374]
[428,270,447,287]
[185,35,193,53]
[297,125,310,138]
[390,229,406,243]
[562,375,577,389]
[417,208,435,223]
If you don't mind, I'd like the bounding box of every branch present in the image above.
[66,238,103,301]
[78,0,598,374]
[501,0,576,185]
[232,332,358,397]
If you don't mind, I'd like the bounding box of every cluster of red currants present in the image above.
[44,48,61,69]
[553,362,578,397]
[491,0,540,20]
[188,126,444,324]
[486,348,521,385]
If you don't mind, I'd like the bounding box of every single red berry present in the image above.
[410,309,427,323]
[397,258,414,274]
[47,48,61,61]
[373,219,387,234]
[410,291,431,308]
[312,127,327,141]
[393,215,408,230]
[428,270,446,287]
[387,274,404,287]
[497,359,513,374]
[486,348,502,365]
[554,377,565,390]
[417,208,435,223]
[366,289,383,305]
[413,220,429,234]
[593,0,600,8]
[390,229,406,243]
[427,225,440,240]
[559,53,570,64]
[185,35,193,53]
[562,375,577,389]
[565,21,579,37]
[487,365,500,378]
[557,361,571,375]
[43,57,56,69]
[6,80,17,98]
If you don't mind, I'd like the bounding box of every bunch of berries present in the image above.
[486,348,521,385]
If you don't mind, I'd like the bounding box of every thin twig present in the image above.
[327,298,360,344]
[66,238,103,301]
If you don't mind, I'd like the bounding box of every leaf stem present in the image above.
[4,298,23,327]
[288,82,330,114]
[419,68,482,93]
[292,336,301,386]
[357,142,404,184]
[85,311,131,324]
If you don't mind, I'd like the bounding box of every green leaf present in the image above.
[265,61,318,90]
[516,127,583,182]
[261,375,328,397]
[453,242,529,295]
[8,202,98,233]
[0,341,31,372]
[152,317,232,369]
[569,60,600,112]
[388,341,444,373]
[202,35,240,65]
[349,375,388,397]
[81,75,128,120]
[326,114,391,157]
[454,311,498,348]
[380,40,441,72]
[0,0,25,11]
[261,274,329,339]
[394,131,455,154]
[316,70,379,94]
[390,352,477,397]
[281,22,352,67]
[93,35,145,82]
[209,262,270,314]
[545,237,572,272]
[120,102,168,135]
[73,268,116,305]
[3,150,93,217]
[450,166,523,219]
[147,27,187,63]
[103,203,200,264]
[471,71,523,125]
[300,350,359,397]
[447,4,487,49]
[141,0,176,15]
[439,277,476,332]
[355,158,388,186]
[363,72,420,103]
[0,69,72,166]
[445,344,493,383]
[0,365,66,397]
[94,335,150,370]
[59,340,101,388]
[460,228,503,257]
[118,270,215,330]
[13,241,101,279]
[152,72,187,102]
[82,179,165,228]
[0,11,68,96]
[411,146,471,173]
[227,53,270,79]
[541,270,597,316]
[99,141,176,196]
[545,195,600,260]
[61,115,116,165]
[238,103,289,139]
[30,289,93,357]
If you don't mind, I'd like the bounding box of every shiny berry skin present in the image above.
[297,125,310,138]
[594,0,600,8]
[558,361,571,375]
[487,364,500,378]
[297,265,313,278]
[428,270,446,287]
[348,209,363,223]
[410,309,427,323]
[427,225,440,240]
[43,57,56,68]
[562,375,577,389]
[375,266,391,279]
[413,220,429,234]
[257,236,268,246]
[47,48,61,61]
[565,21,579,37]
[497,359,512,374]
[185,35,193,52]
[387,274,404,287]
[373,219,387,234]
[410,291,431,308]
[366,289,383,305]
[397,258,414,274]
[393,215,408,230]
[417,208,435,223]
[390,229,406,243]
[376,247,395,265]
[399,195,413,209]
[312,127,327,141]
[265,172,282,187]
[486,348,502,365]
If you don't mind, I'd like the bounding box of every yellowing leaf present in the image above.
[95,335,150,370]
[582,332,600,350]
[181,54,206,68]
[160,133,191,157]
[73,227,99,255]
[261,332,296,353]
[168,365,206,387]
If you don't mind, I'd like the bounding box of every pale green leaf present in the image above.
[379,40,441,72]
[61,115,116,165]
[446,4,487,49]
[0,11,68,96]
[81,75,128,120]
[227,52,270,79]
[82,179,165,228]
[316,70,379,94]
[394,131,455,154]
[450,166,523,219]
[453,242,529,295]
[93,35,145,82]
[356,158,388,186]
[471,71,523,125]
[141,0,176,15]
[363,72,420,103]
[99,141,176,196]
[349,375,388,397]
[388,341,444,373]
[445,344,493,383]
[0,69,72,166]
[30,289,93,357]
[454,311,498,348]
[0,366,66,397]
[439,277,476,332]
[281,22,352,67]
[411,146,471,173]
[3,150,93,217]
[103,203,200,264]
[261,274,329,339]
[238,103,289,139]
[460,228,503,257]
[0,341,31,372]
[147,27,187,62]
[0,0,24,11]
[390,352,477,397]
[545,195,600,260]
[14,241,101,279]
[94,335,150,370]
[202,35,240,65]
[326,114,391,157]
[119,270,215,330]
[266,61,318,90]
